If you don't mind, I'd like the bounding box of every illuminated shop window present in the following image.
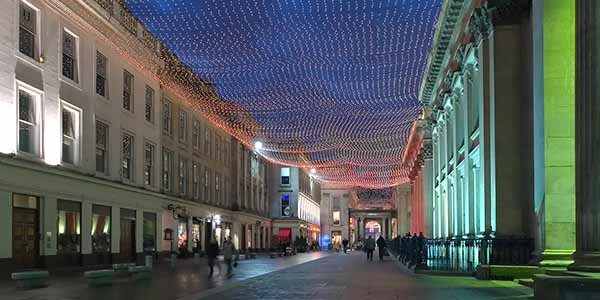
[91,204,111,253]
[57,200,81,255]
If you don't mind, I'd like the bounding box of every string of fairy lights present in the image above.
[122,0,441,188]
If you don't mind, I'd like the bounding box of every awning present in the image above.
[278,228,291,238]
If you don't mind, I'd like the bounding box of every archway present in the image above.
[364,221,381,238]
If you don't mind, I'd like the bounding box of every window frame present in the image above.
[17,0,40,64]
[178,156,188,196]
[162,99,172,135]
[122,70,134,113]
[192,119,200,150]
[60,101,82,166]
[144,85,155,124]
[144,141,155,187]
[95,50,109,99]
[16,81,43,158]
[162,148,173,192]
[178,108,187,143]
[60,27,80,86]
[121,131,134,181]
[95,119,109,175]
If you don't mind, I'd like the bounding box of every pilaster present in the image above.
[570,0,600,272]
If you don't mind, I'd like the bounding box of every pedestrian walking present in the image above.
[342,238,349,253]
[376,235,387,261]
[364,236,376,261]
[222,237,238,277]
[206,238,220,277]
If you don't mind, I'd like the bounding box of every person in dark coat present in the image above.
[364,236,376,261]
[206,238,220,276]
[376,235,387,261]
[342,238,349,253]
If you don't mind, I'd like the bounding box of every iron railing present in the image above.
[391,236,534,273]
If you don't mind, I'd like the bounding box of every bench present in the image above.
[128,266,151,280]
[248,253,257,259]
[112,263,136,277]
[11,271,49,290]
[84,269,114,287]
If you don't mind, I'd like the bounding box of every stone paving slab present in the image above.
[199,252,534,300]
[0,252,328,300]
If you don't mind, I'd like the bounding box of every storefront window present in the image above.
[332,211,341,225]
[177,221,187,248]
[192,221,201,251]
[91,205,111,253]
[57,200,81,254]
[143,212,156,252]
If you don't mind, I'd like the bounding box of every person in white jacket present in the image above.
[222,237,238,277]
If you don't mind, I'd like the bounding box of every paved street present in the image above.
[198,251,534,300]
[0,252,327,300]
[0,251,534,300]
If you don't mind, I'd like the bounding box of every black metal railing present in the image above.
[391,235,534,273]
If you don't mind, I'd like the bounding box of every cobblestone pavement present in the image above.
[0,252,328,300]
[197,251,534,300]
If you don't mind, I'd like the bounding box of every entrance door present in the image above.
[119,219,136,262]
[13,208,38,269]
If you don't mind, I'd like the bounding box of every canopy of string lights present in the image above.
[126,0,441,188]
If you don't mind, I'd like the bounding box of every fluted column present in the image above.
[570,0,600,271]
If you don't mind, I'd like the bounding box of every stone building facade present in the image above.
[0,0,272,272]
[407,0,577,272]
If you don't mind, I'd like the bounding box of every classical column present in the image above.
[570,0,600,271]
[422,136,434,238]
[535,0,576,267]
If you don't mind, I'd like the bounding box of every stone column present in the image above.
[570,0,600,271]
[536,0,576,267]
[422,137,434,238]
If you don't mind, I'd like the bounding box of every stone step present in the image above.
[516,278,534,288]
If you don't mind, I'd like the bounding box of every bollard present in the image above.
[170,253,177,269]
[193,253,200,265]
[145,255,153,268]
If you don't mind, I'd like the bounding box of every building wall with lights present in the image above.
[269,166,321,244]
[407,0,577,271]
[0,0,275,271]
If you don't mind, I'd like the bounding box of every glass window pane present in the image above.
[91,204,111,253]
[57,200,81,254]
[13,194,37,209]
[143,212,156,252]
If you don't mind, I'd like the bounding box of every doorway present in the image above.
[12,194,39,269]
[119,209,136,262]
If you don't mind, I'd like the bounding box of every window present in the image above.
[144,142,154,186]
[123,70,134,111]
[61,103,80,165]
[17,88,40,155]
[96,51,108,97]
[121,133,134,180]
[57,200,81,255]
[62,29,78,83]
[91,204,111,253]
[162,148,173,192]
[179,157,187,195]
[215,135,221,162]
[95,120,108,174]
[192,162,200,200]
[162,99,172,134]
[251,155,259,178]
[204,127,211,157]
[204,168,210,202]
[143,212,156,252]
[333,197,340,209]
[192,120,200,149]
[281,194,290,216]
[215,173,220,205]
[178,109,187,142]
[333,211,341,226]
[19,2,37,59]
[281,167,290,185]
[144,86,154,123]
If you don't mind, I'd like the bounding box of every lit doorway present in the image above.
[364,221,381,239]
